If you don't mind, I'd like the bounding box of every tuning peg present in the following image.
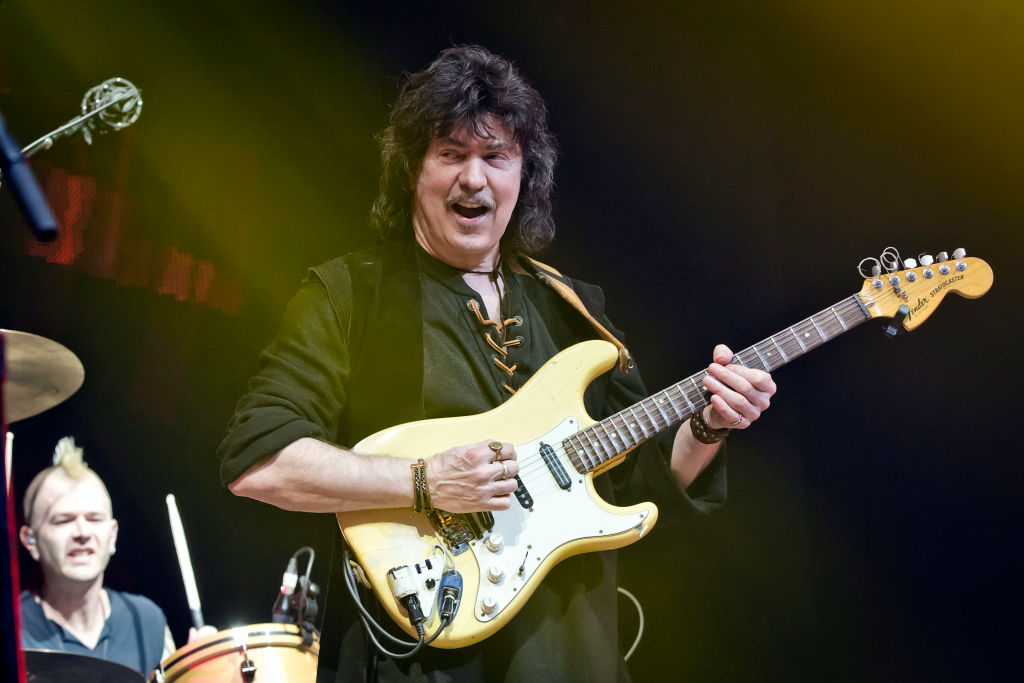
[936,251,949,262]
[871,265,881,277]
[903,258,918,269]
[952,248,966,259]
[919,253,934,266]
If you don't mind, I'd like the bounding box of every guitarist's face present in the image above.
[412,117,523,271]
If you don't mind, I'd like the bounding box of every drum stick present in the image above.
[5,432,12,494]
[166,494,205,629]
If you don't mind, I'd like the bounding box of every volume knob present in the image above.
[480,596,497,615]
[484,533,504,553]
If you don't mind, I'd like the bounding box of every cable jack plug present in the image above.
[437,570,463,623]
[387,565,425,629]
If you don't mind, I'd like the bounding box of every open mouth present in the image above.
[452,203,489,219]
[68,549,94,558]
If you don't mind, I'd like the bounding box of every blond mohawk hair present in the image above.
[52,436,88,478]
[23,436,107,526]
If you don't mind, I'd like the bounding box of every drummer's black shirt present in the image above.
[20,588,167,675]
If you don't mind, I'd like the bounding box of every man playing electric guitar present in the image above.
[219,45,776,682]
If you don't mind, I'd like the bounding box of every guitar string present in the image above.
[508,293,875,489]
[478,287,912,497]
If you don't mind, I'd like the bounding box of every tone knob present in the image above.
[484,533,503,552]
[487,565,504,584]
[480,596,497,615]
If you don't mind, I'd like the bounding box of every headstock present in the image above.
[857,249,993,332]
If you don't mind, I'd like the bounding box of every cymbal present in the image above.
[1,329,84,423]
[24,648,145,682]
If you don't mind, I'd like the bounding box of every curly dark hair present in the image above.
[370,45,558,257]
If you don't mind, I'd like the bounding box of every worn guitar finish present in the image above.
[337,255,993,648]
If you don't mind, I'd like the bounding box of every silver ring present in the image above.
[501,462,511,480]
[729,416,743,426]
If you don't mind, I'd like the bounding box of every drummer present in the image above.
[17,437,174,675]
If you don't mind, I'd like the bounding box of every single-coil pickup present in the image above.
[513,474,533,508]
[539,442,571,490]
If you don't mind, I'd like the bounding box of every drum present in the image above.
[148,623,318,682]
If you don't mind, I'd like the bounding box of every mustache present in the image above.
[445,193,495,211]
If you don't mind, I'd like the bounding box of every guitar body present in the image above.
[337,340,659,648]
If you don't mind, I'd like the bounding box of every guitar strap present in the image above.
[515,255,633,373]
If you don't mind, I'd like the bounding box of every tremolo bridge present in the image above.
[427,510,494,555]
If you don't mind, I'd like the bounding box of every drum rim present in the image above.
[154,624,319,679]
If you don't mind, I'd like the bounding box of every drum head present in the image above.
[151,623,319,682]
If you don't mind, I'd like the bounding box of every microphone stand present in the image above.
[0,111,57,241]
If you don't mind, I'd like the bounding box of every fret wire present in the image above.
[564,434,586,472]
[789,322,808,353]
[657,390,683,423]
[578,433,598,471]
[769,335,789,361]
[755,342,777,371]
[621,407,642,444]
[829,305,848,331]
[808,314,827,342]
[687,376,705,405]
[602,415,623,451]
[750,344,770,370]
[593,427,616,464]
[587,425,614,464]
[646,396,669,430]
[669,385,697,416]
[626,404,651,438]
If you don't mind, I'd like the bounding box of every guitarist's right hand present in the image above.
[426,440,519,512]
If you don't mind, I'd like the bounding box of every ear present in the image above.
[108,519,119,554]
[19,526,39,561]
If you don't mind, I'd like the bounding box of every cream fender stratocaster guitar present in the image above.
[337,253,993,648]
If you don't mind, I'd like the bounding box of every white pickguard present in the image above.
[468,417,651,621]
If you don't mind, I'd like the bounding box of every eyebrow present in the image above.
[436,136,511,151]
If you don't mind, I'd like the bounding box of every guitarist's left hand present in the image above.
[671,344,776,489]
[701,343,777,431]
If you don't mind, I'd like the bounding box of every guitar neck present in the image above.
[564,293,871,473]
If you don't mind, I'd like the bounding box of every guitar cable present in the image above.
[341,546,454,659]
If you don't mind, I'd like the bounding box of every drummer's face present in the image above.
[26,472,118,587]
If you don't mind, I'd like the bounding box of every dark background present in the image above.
[2,1,1020,680]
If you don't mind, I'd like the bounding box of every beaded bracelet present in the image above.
[411,459,431,513]
[689,407,730,444]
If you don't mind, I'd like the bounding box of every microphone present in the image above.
[0,111,58,241]
[19,77,143,158]
[271,557,299,623]
[79,77,143,144]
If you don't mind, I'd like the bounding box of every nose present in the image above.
[458,157,487,194]
[72,517,90,538]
